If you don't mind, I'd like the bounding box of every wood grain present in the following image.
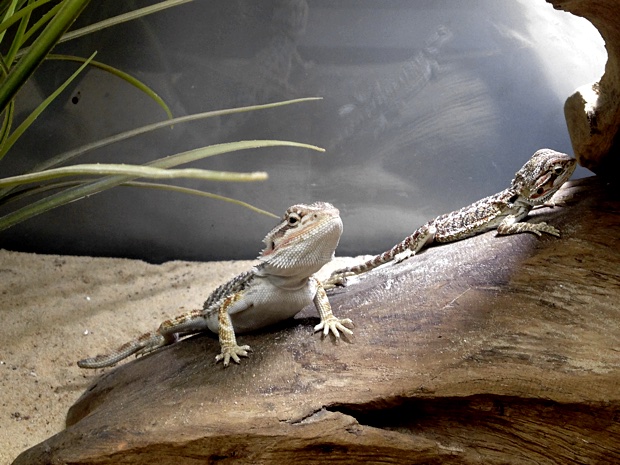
[13,177,620,465]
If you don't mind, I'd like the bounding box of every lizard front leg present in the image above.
[496,214,560,237]
[215,293,251,367]
[312,277,354,338]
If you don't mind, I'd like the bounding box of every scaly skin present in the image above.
[325,149,576,288]
[78,202,352,368]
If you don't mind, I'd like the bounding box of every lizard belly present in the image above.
[205,278,317,334]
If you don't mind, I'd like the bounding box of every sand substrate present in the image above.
[1,249,356,464]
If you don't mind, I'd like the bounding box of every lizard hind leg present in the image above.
[77,308,206,369]
[394,224,436,263]
[215,294,251,367]
[136,308,211,358]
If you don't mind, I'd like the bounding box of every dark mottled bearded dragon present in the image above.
[326,148,576,288]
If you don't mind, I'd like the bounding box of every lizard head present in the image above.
[259,202,343,276]
[512,148,576,205]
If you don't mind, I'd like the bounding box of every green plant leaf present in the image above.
[57,0,194,45]
[18,1,63,49]
[119,181,279,218]
[0,163,268,188]
[0,99,13,148]
[146,140,324,170]
[0,140,324,231]
[0,0,91,114]
[0,53,9,77]
[47,54,172,119]
[24,97,322,174]
[14,0,195,58]
[0,50,96,161]
[5,0,33,65]
[0,179,279,218]
[0,0,53,40]
[0,0,18,46]
[0,97,323,200]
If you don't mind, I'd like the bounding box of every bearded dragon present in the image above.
[78,202,352,368]
[325,148,576,288]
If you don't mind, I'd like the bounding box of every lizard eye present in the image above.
[554,166,564,175]
[536,187,545,195]
[287,214,300,226]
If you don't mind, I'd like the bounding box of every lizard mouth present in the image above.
[530,159,576,202]
[530,176,558,201]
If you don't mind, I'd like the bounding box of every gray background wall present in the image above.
[0,0,606,262]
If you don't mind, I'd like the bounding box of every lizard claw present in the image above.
[323,272,349,290]
[314,317,354,338]
[215,344,252,367]
[532,222,561,237]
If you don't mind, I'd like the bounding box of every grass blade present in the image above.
[146,140,324,169]
[57,0,194,44]
[14,0,195,58]
[0,179,279,218]
[0,0,52,40]
[0,163,268,188]
[5,0,32,65]
[0,140,324,230]
[0,99,14,148]
[120,181,278,218]
[0,0,18,46]
[47,54,172,119]
[19,1,62,49]
[25,97,322,173]
[0,0,91,114]
[0,50,96,161]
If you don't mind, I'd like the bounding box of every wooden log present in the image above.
[12,177,620,464]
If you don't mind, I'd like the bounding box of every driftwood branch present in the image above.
[13,176,620,465]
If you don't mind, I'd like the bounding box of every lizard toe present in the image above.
[216,344,251,367]
[315,317,354,338]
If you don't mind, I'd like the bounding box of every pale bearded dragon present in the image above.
[78,202,352,368]
[325,148,576,288]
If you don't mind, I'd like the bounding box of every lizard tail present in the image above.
[77,332,170,368]
[324,226,432,289]
[344,229,422,275]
